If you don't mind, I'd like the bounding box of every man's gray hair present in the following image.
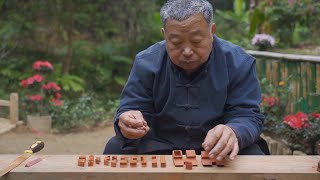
[160,0,214,28]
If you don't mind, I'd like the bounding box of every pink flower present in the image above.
[252,34,275,47]
[52,99,62,106]
[288,0,295,5]
[28,94,42,102]
[27,77,35,85]
[32,74,43,82]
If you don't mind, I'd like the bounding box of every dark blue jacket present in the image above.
[114,36,264,153]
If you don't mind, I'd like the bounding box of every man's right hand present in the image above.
[118,110,150,139]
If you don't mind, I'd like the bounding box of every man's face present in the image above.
[162,14,216,74]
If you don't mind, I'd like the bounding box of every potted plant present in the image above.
[20,60,62,133]
[251,33,275,51]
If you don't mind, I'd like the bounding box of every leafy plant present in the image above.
[281,112,320,154]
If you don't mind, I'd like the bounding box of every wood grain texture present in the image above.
[0,155,319,180]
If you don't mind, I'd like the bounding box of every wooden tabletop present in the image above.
[0,155,319,180]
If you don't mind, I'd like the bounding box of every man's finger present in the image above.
[229,141,239,160]
[202,126,222,152]
[120,124,147,139]
[120,113,143,128]
[208,131,230,159]
[215,138,234,161]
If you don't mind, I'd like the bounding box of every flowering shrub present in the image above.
[260,78,291,134]
[20,60,62,116]
[251,34,275,51]
[281,112,320,154]
[260,77,320,154]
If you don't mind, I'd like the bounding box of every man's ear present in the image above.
[161,28,165,38]
[211,23,216,34]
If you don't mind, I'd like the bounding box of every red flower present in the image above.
[284,115,295,123]
[310,113,320,119]
[32,74,43,82]
[267,96,277,107]
[43,61,53,70]
[43,82,61,92]
[52,98,62,106]
[55,93,61,99]
[295,112,308,122]
[21,80,28,87]
[33,60,53,71]
[283,114,303,129]
[33,61,42,70]
[28,94,42,102]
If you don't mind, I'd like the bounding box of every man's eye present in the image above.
[172,41,182,46]
[192,40,202,44]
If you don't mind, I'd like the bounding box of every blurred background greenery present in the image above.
[0,0,319,133]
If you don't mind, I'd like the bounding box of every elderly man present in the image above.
[104,0,268,161]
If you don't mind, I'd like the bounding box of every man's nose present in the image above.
[182,46,193,57]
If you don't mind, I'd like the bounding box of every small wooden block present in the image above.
[152,159,157,168]
[120,159,128,168]
[130,156,137,167]
[89,155,94,161]
[105,155,110,161]
[141,160,147,167]
[201,151,214,166]
[79,155,86,160]
[160,155,166,168]
[172,150,183,158]
[78,159,85,167]
[186,150,196,158]
[201,151,209,158]
[152,155,157,160]
[172,150,184,167]
[216,161,225,167]
[185,161,192,170]
[202,159,213,166]
[185,150,198,166]
[95,157,101,164]
[132,156,137,161]
[88,160,94,166]
[111,160,117,167]
[104,159,109,166]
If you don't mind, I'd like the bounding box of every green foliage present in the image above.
[215,0,251,48]
[249,0,320,46]
[58,75,85,92]
[51,94,107,131]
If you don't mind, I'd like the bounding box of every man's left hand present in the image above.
[202,124,239,161]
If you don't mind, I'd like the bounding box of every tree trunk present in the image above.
[62,1,74,75]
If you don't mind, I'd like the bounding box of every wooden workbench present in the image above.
[0,155,319,180]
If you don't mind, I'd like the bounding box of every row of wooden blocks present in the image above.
[77,155,166,168]
[77,150,225,170]
[172,150,225,169]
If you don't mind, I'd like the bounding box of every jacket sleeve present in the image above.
[113,55,155,143]
[224,58,264,150]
